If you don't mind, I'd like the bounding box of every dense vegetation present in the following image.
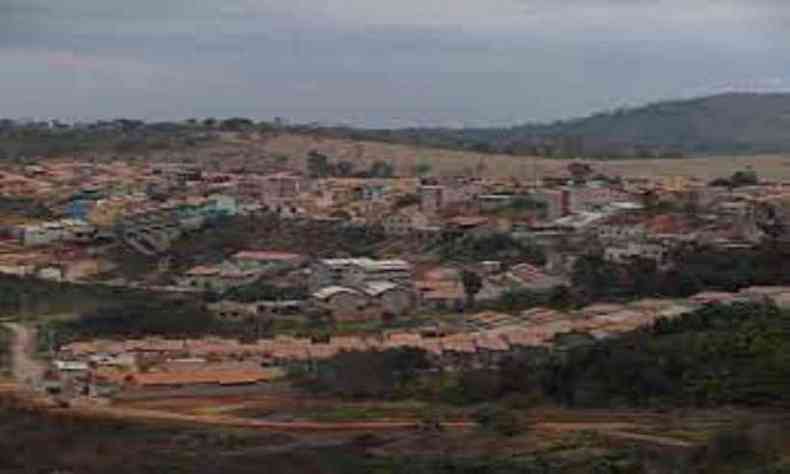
[1,397,787,473]
[0,197,53,219]
[306,302,790,410]
[298,93,790,158]
[0,119,222,159]
[306,150,395,178]
[6,93,790,164]
[571,244,790,304]
[0,275,168,317]
[166,215,391,273]
[0,276,232,346]
[224,283,308,304]
[541,302,790,408]
[437,232,546,265]
[305,348,432,398]
[0,400,308,474]
[46,300,218,345]
[0,326,11,378]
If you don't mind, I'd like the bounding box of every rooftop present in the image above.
[233,250,303,261]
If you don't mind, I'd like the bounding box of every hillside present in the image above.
[312,93,790,158]
[527,93,790,155]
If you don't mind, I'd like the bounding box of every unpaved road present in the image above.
[2,322,46,391]
[537,422,695,448]
[0,323,706,448]
[60,401,476,433]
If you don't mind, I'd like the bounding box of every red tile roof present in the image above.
[233,251,304,261]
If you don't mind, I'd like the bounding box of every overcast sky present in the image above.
[2,0,789,127]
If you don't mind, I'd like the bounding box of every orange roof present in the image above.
[416,280,464,300]
[185,265,220,276]
[645,214,694,234]
[127,369,276,386]
[447,216,489,227]
[233,251,303,261]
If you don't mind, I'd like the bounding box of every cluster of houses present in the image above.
[8,156,790,404]
[1,157,790,290]
[46,285,790,399]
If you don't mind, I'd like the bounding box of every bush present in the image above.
[474,405,529,437]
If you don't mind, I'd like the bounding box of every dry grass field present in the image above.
[215,132,790,181]
[137,131,790,181]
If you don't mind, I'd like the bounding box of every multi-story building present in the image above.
[309,258,413,291]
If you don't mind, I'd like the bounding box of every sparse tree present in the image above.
[368,160,395,178]
[414,163,432,177]
[461,270,484,308]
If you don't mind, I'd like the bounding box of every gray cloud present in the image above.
[2,1,790,125]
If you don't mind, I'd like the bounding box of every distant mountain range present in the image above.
[308,93,790,158]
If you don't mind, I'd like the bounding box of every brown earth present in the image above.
[257,133,790,181]
[135,131,790,181]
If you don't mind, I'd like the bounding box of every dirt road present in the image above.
[0,323,710,448]
[2,322,46,391]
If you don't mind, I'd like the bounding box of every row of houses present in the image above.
[58,285,790,370]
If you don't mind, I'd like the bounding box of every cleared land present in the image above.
[146,132,790,181]
[260,133,790,180]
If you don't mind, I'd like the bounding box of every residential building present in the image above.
[309,258,413,291]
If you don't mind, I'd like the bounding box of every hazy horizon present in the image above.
[4,1,790,127]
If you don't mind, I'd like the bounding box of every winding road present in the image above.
[2,322,46,392]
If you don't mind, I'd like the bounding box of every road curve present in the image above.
[2,322,46,391]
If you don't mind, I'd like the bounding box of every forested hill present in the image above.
[311,93,790,158]
[6,93,790,160]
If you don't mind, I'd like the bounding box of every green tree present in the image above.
[413,162,432,177]
[730,167,759,187]
[461,270,484,308]
[474,405,529,437]
[219,117,254,131]
[336,160,355,177]
[368,160,395,178]
[307,150,331,178]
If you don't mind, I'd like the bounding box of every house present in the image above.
[54,360,90,372]
[505,263,567,290]
[416,280,465,311]
[440,334,478,368]
[360,281,415,317]
[604,242,669,268]
[419,180,481,214]
[309,258,413,291]
[689,291,748,306]
[361,183,388,201]
[124,367,277,390]
[312,286,369,315]
[37,266,64,282]
[596,213,647,243]
[206,300,260,321]
[19,222,62,246]
[478,194,515,212]
[566,186,630,213]
[474,333,511,366]
[262,172,306,201]
[382,207,430,236]
[180,265,221,291]
[531,189,568,221]
[347,259,413,287]
[419,185,446,214]
[230,250,306,272]
[444,216,492,236]
[180,265,259,292]
[206,194,238,216]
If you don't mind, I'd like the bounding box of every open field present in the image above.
[258,133,790,180]
[143,131,790,181]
